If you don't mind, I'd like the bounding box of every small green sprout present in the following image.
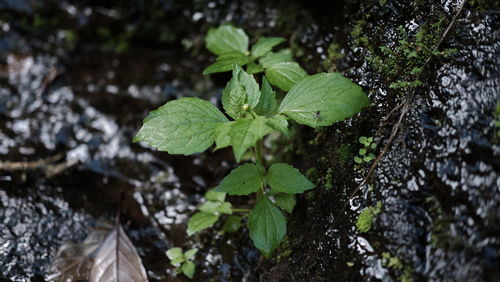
[187,189,234,236]
[166,247,198,279]
[354,136,377,164]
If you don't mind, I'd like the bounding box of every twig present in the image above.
[0,154,63,170]
[336,97,411,218]
[0,153,78,178]
[423,0,467,67]
[362,98,411,188]
[45,159,79,178]
[381,101,405,123]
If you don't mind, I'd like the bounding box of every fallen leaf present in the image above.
[89,224,148,282]
[48,221,113,281]
[48,220,149,282]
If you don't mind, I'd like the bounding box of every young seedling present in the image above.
[166,247,198,279]
[187,189,241,235]
[354,136,377,164]
[134,25,371,257]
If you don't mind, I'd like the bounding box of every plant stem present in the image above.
[256,187,265,201]
[254,140,265,167]
[232,208,251,213]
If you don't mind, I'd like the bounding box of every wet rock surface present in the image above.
[0,0,499,281]
[263,1,499,282]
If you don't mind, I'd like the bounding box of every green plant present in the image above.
[336,143,353,165]
[187,189,242,235]
[356,201,382,233]
[382,252,403,270]
[352,19,457,92]
[166,247,197,279]
[134,25,370,257]
[203,25,306,92]
[381,252,414,282]
[321,42,344,71]
[354,136,377,164]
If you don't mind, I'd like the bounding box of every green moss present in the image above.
[355,18,457,93]
[356,201,382,233]
[381,252,414,281]
[305,190,315,201]
[306,167,318,179]
[351,20,369,47]
[321,43,344,71]
[399,266,413,282]
[336,144,352,165]
[276,237,292,262]
[382,252,403,270]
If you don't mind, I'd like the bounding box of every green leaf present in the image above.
[254,76,278,116]
[205,189,226,202]
[198,201,221,213]
[187,212,219,236]
[196,202,229,217]
[274,193,296,213]
[228,117,272,161]
[184,249,198,261]
[217,202,233,214]
[248,196,287,257]
[205,25,249,56]
[181,261,196,279]
[354,156,363,164]
[359,148,367,155]
[267,163,315,194]
[266,115,289,137]
[203,52,251,75]
[134,97,229,155]
[214,163,264,195]
[222,215,242,233]
[246,61,264,74]
[214,122,233,151]
[259,49,294,68]
[222,65,261,119]
[364,154,375,162]
[170,256,184,265]
[251,37,286,58]
[359,136,368,145]
[265,62,307,91]
[166,248,184,265]
[278,73,370,128]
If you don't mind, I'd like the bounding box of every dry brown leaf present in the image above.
[89,224,148,282]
